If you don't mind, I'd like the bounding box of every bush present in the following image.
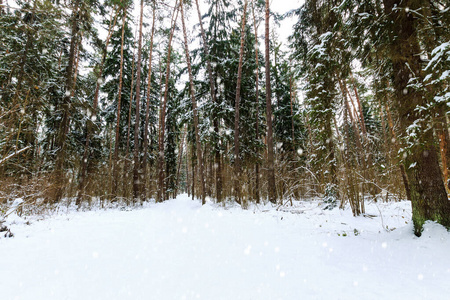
[323,183,338,210]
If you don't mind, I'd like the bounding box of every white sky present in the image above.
[130,0,303,48]
[270,0,303,46]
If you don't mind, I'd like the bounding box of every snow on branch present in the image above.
[0,146,31,166]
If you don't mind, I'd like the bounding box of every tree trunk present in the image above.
[123,47,137,198]
[175,126,187,196]
[289,69,295,148]
[351,77,367,136]
[385,103,411,200]
[112,9,127,199]
[158,1,179,202]
[194,0,223,203]
[52,0,80,203]
[192,154,196,200]
[436,116,450,193]
[234,0,248,206]
[383,0,450,236]
[133,0,145,202]
[180,0,206,204]
[436,109,450,194]
[251,0,260,204]
[142,1,156,200]
[338,79,363,153]
[186,146,191,197]
[78,6,119,205]
[265,0,276,204]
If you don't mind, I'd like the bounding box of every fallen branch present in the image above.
[0,146,31,166]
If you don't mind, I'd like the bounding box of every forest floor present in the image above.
[1,194,449,300]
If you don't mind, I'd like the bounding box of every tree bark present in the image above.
[436,108,450,194]
[78,6,119,205]
[383,0,450,236]
[175,126,187,196]
[180,0,206,204]
[142,1,156,200]
[194,0,223,203]
[133,0,145,202]
[251,0,260,204]
[338,79,363,153]
[123,45,137,198]
[52,0,80,203]
[158,0,179,202]
[385,103,411,201]
[111,9,127,199]
[351,77,367,136]
[289,69,295,148]
[234,0,248,206]
[265,0,276,204]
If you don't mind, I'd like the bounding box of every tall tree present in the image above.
[112,6,128,199]
[383,0,450,236]
[78,4,120,205]
[133,0,144,201]
[180,0,206,204]
[52,0,81,203]
[157,0,179,202]
[141,0,157,200]
[251,0,261,203]
[233,0,248,205]
[194,0,222,203]
[265,0,276,204]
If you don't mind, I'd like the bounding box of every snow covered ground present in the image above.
[1,194,449,300]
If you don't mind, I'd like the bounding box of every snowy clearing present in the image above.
[1,195,450,300]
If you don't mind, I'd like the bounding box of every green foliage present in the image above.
[0,0,65,174]
[102,14,135,151]
[323,183,337,210]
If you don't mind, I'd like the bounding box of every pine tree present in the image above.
[141,0,157,201]
[111,5,127,200]
[0,1,65,182]
[181,0,206,204]
[382,0,450,236]
[158,0,179,202]
[132,0,145,202]
[52,0,82,203]
[265,0,276,204]
[233,0,248,206]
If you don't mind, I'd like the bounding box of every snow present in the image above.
[1,195,450,300]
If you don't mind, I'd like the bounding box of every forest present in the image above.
[0,0,449,238]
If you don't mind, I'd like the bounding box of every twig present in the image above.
[0,146,31,166]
